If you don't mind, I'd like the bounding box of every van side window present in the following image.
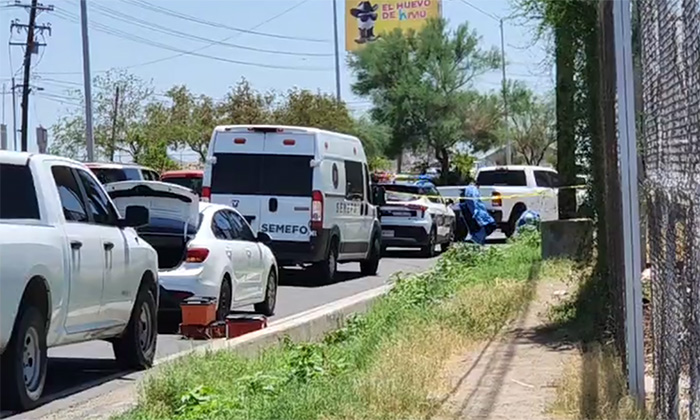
[345,160,364,201]
[363,163,371,202]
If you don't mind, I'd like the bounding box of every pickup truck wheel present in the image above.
[0,306,47,411]
[360,235,381,276]
[112,287,157,370]
[254,268,278,316]
[421,227,437,258]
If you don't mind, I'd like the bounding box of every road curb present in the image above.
[30,284,392,420]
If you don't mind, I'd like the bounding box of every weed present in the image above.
[116,237,549,420]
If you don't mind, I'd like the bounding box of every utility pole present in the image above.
[80,0,95,161]
[500,19,511,166]
[9,0,53,152]
[332,0,342,102]
[11,77,18,150]
[109,85,120,160]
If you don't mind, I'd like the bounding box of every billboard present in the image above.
[345,0,442,51]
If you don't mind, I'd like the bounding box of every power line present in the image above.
[458,0,500,22]
[48,8,332,72]
[120,0,330,44]
[37,0,314,75]
[76,0,333,58]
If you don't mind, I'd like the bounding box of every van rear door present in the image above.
[259,132,315,243]
[208,130,315,243]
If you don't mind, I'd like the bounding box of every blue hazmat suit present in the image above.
[458,185,497,245]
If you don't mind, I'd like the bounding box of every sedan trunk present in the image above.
[106,181,199,270]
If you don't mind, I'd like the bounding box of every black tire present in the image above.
[254,268,278,316]
[421,226,438,258]
[112,286,157,370]
[504,206,526,238]
[217,277,232,321]
[0,306,47,411]
[360,234,381,276]
[313,237,339,284]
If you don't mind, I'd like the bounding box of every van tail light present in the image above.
[283,139,296,146]
[407,204,428,218]
[201,186,211,202]
[311,190,324,230]
[491,192,502,207]
[186,247,210,263]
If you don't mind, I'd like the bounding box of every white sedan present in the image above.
[159,202,279,320]
[107,183,278,322]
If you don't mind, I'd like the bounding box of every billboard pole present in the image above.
[332,0,342,102]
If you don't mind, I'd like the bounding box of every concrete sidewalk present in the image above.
[434,280,576,420]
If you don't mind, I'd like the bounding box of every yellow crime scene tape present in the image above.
[380,184,588,202]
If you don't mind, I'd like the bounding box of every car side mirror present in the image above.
[446,199,455,206]
[119,205,150,228]
[257,231,272,245]
[372,186,386,206]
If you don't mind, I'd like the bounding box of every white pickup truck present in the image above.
[0,152,159,411]
[475,165,559,236]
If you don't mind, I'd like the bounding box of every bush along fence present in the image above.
[118,232,547,420]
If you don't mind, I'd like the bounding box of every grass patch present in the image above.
[550,345,651,420]
[544,261,650,420]
[117,232,549,420]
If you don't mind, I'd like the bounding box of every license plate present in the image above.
[392,211,412,217]
[382,230,394,238]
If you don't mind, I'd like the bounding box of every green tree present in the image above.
[161,85,218,163]
[349,18,501,174]
[49,68,157,162]
[506,82,556,166]
[218,78,274,125]
[273,88,354,133]
[349,116,391,170]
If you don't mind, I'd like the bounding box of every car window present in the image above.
[163,176,203,195]
[211,154,312,196]
[90,167,142,184]
[345,160,364,201]
[226,210,256,242]
[212,211,236,240]
[476,170,527,187]
[75,169,119,226]
[426,186,442,204]
[534,171,557,188]
[382,184,422,202]
[0,163,40,219]
[52,166,89,223]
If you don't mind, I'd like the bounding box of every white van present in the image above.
[201,125,384,283]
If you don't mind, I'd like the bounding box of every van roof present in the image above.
[213,124,358,140]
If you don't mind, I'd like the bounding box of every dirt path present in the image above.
[434,280,576,420]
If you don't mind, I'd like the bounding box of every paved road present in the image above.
[5,250,438,419]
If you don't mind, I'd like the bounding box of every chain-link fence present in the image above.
[640,0,700,417]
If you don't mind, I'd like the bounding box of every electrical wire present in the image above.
[457,0,500,22]
[120,0,330,44]
[81,1,332,58]
[47,8,332,72]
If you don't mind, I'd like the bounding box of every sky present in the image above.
[0,0,554,160]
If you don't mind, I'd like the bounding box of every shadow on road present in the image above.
[279,267,365,288]
[1,358,134,419]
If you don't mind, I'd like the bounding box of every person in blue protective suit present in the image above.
[458,185,497,245]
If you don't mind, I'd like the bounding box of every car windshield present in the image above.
[90,167,142,184]
[476,170,527,186]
